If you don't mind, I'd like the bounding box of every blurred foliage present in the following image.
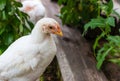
[0,0,33,54]
[58,0,120,70]
[58,0,98,25]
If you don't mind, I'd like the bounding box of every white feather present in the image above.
[0,18,57,81]
[113,0,120,14]
[19,0,46,24]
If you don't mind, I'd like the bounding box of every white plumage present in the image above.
[19,0,46,24]
[113,0,120,14]
[0,18,62,81]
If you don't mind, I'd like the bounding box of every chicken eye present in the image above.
[49,26,53,29]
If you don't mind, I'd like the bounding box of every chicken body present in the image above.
[0,18,58,81]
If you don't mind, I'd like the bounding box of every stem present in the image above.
[93,32,105,56]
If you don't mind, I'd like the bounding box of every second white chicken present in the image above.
[19,0,46,24]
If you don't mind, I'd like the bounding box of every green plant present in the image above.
[58,0,98,25]
[97,36,120,69]
[58,0,120,69]
[83,16,115,53]
[0,0,33,54]
[83,0,120,69]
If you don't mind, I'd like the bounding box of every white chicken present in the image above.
[19,0,46,24]
[113,0,120,14]
[0,18,63,81]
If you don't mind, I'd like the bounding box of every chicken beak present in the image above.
[54,24,63,36]
[55,31,63,36]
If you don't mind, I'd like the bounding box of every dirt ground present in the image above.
[40,57,62,81]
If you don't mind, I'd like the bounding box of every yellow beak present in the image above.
[55,31,63,36]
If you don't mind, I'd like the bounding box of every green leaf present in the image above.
[107,36,120,46]
[58,0,63,5]
[2,11,7,20]
[58,0,67,5]
[109,58,120,66]
[14,1,22,7]
[106,17,115,27]
[93,32,105,53]
[8,7,16,16]
[83,17,106,35]
[107,0,113,15]
[0,46,6,55]
[19,23,23,33]
[0,27,5,35]
[0,0,6,10]
[4,34,14,46]
[96,46,113,70]
[100,0,113,15]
